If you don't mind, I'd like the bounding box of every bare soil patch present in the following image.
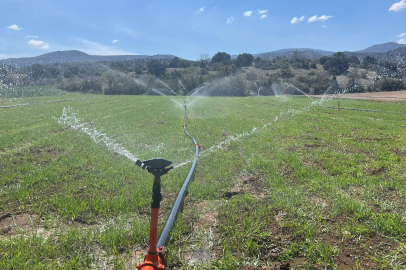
[0,212,39,235]
[193,200,218,232]
[315,90,406,102]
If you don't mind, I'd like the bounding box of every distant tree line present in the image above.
[1,49,404,96]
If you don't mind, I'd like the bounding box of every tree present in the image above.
[278,64,295,78]
[362,56,377,69]
[260,52,271,61]
[46,66,60,78]
[102,70,118,92]
[235,53,254,67]
[377,78,404,92]
[30,64,45,80]
[291,49,305,61]
[147,60,166,77]
[211,52,231,65]
[319,56,329,65]
[200,53,211,63]
[177,60,192,68]
[378,61,403,79]
[64,66,80,79]
[322,52,349,75]
[347,56,360,66]
[169,57,180,68]
[310,61,317,69]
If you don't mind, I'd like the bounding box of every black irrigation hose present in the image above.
[156,105,199,249]
[320,105,406,115]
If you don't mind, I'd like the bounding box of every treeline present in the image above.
[0,50,405,96]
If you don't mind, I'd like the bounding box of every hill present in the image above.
[344,47,406,65]
[356,42,406,53]
[0,50,176,67]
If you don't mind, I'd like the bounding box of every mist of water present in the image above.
[55,107,139,162]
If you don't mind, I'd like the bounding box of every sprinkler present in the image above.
[135,158,173,270]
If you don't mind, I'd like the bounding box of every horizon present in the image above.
[1,0,406,60]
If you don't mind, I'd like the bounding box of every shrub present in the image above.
[376,78,405,92]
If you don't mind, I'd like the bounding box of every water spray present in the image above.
[135,158,173,270]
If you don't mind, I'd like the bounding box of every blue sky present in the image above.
[1,0,406,60]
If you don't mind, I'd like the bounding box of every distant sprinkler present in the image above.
[183,104,187,118]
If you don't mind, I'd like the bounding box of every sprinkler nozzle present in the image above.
[135,158,173,180]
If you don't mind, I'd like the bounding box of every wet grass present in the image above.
[0,90,405,269]
[0,85,66,99]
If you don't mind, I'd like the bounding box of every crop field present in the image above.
[0,89,405,269]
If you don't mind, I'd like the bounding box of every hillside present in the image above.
[344,47,406,64]
[0,50,176,67]
[356,42,406,53]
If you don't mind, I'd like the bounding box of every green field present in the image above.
[0,90,405,269]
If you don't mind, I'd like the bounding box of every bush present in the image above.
[278,64,295,78]
[310,61,317,69]
[211,52,231,65]
[147,60,166,77]
[376,78,405,92]
[235,53,254,67]
[322,52,349,75]
[362,56,377,69]
[346,78,365,93]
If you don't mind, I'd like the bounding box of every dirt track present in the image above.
[316,90,406,102]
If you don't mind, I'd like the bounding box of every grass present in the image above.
[0,85,66,99]
[0,87,405,269]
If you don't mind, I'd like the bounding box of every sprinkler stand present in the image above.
[135,158,173,270]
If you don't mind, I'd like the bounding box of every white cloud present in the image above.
[0,54,9,60]
[321,25,327,28]
[7,24,22,31]
[196,6,205,13]
[227,17,234,24]
[318,15,333,21]
[28,39,49,49]
[25,35,38,38]
[243,11,253,17]
[397,33,406,37]
[291,16,305,24]
[389,0,406,12]
[398,38,406,44]
[78,39,135,55]
[308,15,333,22]
[260,14,267,19]
[112,39,118,43]
[258,9,267,14]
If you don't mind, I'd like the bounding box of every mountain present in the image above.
[355,42,406,53]
[262,48,335,55]
[0,50,176,67]
[344,47,406,65]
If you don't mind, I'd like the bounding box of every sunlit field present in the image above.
[0,88,405,269]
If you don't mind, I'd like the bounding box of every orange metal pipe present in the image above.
[148,208,159,254]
